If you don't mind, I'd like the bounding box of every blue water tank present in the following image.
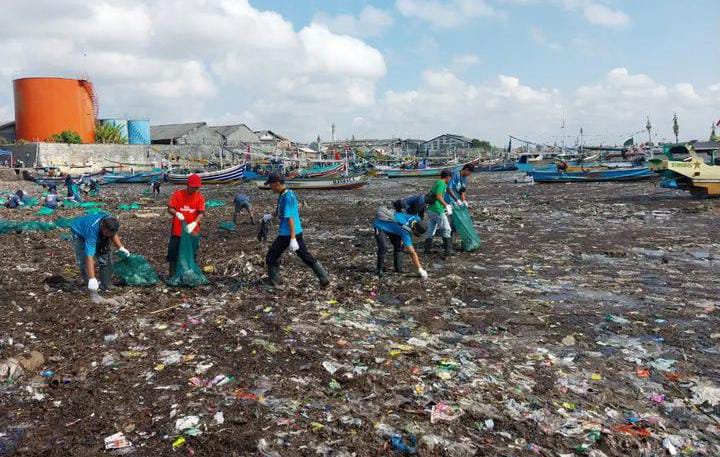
[99,118,128,143]
[127,119,150,144]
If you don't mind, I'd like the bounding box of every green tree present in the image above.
[470,139,492,150]
[49,130,82,144]
[672,113,679,144]
[95,122,128,144]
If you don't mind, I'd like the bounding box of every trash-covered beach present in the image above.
[1,174,719,456]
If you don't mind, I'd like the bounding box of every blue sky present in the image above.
[0,0,718,144]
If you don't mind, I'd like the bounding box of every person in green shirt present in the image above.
[423,169,454,256]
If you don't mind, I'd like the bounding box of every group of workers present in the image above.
[375,163,475,278]
[64,164,475,294]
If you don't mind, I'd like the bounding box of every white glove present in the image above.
[262,213,272,223]
[175,212,185,221]
[446,205,453,216]
[418,268,428,280]
[289,238,299,252]
[185,221,197,233]
[462,201,469,208]
[118,247,130,257]
[88,278,99,291]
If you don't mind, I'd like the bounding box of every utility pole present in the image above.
[646,116,652,145]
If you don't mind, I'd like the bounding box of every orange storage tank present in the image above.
[13,77,97,143]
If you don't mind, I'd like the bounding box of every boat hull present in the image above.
[386,159,478,178]
[103,172,163,184]
[255,174,368,190]
[168,163,245,185]
[529,167,656,183]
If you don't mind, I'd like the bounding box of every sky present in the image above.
[0,0,718,145]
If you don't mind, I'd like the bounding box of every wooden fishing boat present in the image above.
[475,162,517,172]
[298,162,345,178]
[254,173,368,190]
[102,171,163,184]
[652,143,720,197]
[528,167,657,183]
[386,159,479,178]
[22,169,105,184]
[167,163,245,185]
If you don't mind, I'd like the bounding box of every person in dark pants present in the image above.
[70,214,129,292]
[233,192,255,225]
[152,181,162,195]
[373,207,428,278]
[264,172,329,288]
[392,194,427,219]
[5,190,26,209]
[166,174,205,277]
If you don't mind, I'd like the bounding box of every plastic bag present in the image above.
[36,207,54,216]
[118,203,141,211]
[113,253,159,286]
[450,205,481,252]
[167,223,208,287]
[205,200,225,208]
[219,221,236,232]
[0,220,57,235]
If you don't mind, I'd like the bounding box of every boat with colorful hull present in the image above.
[386,159,479,178]
[529,167,656,183]
[651,143,720,197]
[167,163,245,185]
[254,173,368,190]
[102,171,163,184]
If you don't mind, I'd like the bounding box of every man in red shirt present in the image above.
[166,173,205,277]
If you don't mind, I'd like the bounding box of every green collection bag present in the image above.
[113,253,159,286]
[166,223,208,287]
[218,221,237,232]
[451,205,481,252]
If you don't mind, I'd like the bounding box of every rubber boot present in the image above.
[98,264,114,291]
[267,265,282,287]
[443,237,454,257]
[393,251,405,273]
[311,262,330,288]
[424,238,433,254]
[376,256,385,277]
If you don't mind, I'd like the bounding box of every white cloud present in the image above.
[395,0,496,28]
[313,5,394,38]
[530,26,562,50]
[581,2,630,27]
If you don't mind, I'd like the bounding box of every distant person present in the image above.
[264,172,329,288]
[151,181,162,195]
[422,170,454,256]
[233,192,255,225]
[44,188,59,209]
[5,190,26,209]
[258,212,272,243]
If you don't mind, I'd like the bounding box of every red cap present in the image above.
[187,174,202,188]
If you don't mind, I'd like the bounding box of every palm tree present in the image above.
[672,113,679,144]
[95,122,128,144]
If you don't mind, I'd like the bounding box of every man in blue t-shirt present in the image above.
[445,163,475,206]
[70,214,130,292]
[373,208,428,279]
[392,193,426,219]
[264,172,329,288]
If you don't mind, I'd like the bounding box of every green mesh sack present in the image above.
[113,253,159,286]
[205,200,225,208]
[119,203,142,211]
[450,205,481,252]
[0,220,57,235]
[167,223,208,287]
[54,217,77,228]
[64,201,102,209]
[23,197,40,208]
[36,207,54,216]
[219,221,237,232]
